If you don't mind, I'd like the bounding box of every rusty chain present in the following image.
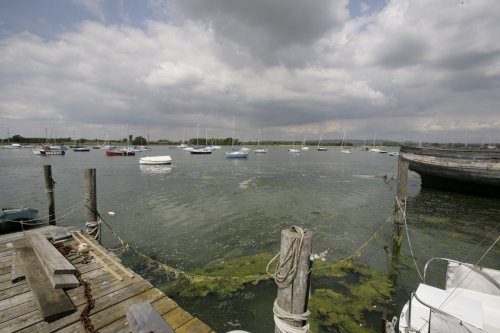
[55,242,100,333]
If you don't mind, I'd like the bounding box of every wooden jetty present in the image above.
[0,225,214,333]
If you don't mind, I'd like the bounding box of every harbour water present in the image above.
[1,146,498,332]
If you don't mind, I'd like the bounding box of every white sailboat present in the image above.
[226,116,248,158]
[301,136,309,151]
[340,131,351,154]
[253,129,268,153]
[317,135,327,151]
[288,134,300,154]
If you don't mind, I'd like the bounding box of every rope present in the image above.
[266,226,306,289]
[396,196,423,281]
[273,300,310,333]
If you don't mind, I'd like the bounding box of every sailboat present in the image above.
[369,133,382,153]
[340,131,351,154]
[226,116,248,159]
[301,136,309,151]
[191,127,212,154]
[317,135,327,151]
[253,129,268,153]
[288,134,300,154]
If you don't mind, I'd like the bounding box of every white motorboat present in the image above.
[398,258,500,333]
[139,156,172,165]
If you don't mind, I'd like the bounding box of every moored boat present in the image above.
[400,145,500,196]
[190,147,212,154]
[139,155,172,165]
[398,257,500,333]
[105,148,136,156]
[225,150,249,159]
[0,207,38,233]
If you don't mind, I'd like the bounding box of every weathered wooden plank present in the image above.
[99,296,179,333]
[11,251,25,283]
[0,283,30,302]
[127,302,175,333]
[0,277,26,292]
[0,298,37,324]
[16,279,154,333]
[0,309,41,333]
[163,307,193,330]
[27,232,76,275]
[89,250,123,281]
[49,273,80,289]
[47,227,73,242]
[73,232,134,278]
[176,318,212,333]
[16,246,76,322]
[0,291,33,311]
[44,284,163,333]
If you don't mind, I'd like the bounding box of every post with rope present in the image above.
[392,156,409,257]
[273,227,313,333]
[43,164,56,225]
[84,168,100,244]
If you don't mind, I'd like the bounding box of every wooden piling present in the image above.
[392,156,409,256]
[274,227,313,333]
[84,168,100,243]
[43,165,56,225]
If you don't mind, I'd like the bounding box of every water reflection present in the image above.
[139,164,172,175]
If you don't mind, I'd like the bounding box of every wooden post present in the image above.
[43,165,56,225]
[84,168,100,243]
[274,227,313,333]
[392,156,409,256]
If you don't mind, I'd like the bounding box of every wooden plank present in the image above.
[0,291,33,311]
[127,302,175,333]
[49,273,80,289]
[0,278,26,292]
[47,227,73,242]
[0,283,30,302]
[89,250,123,281]
[15,279,154,333]
[10,251,25,283]
[162,307,193,330]
[16,246,76,322]
[74,232,134,278]
[56,288,165,333]
[0,298,37,325]
[26,232,76,275]
[99,296,178,333]
[176,318,212,333]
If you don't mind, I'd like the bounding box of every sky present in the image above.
[1,0,499,144]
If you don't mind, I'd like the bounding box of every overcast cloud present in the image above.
[0,0,499,143]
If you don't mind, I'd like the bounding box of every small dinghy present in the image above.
[139,156,172,165]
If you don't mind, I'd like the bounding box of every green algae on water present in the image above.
[309,268,393,333]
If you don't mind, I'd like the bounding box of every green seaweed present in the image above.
[163,252,275,298]
[309,268,394,333]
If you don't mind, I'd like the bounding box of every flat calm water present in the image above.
[1,146,498,332]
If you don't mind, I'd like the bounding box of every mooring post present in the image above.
[43,165,56,225]
[392,156,409,256]
[274,227,313,333]
[84,168,100,243]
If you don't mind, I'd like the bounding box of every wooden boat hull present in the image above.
[400,146,500,196]
[106,151,135,156]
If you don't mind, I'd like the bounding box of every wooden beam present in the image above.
[89,250,123,282]
[26,232,76,275]
[16,247,75,322]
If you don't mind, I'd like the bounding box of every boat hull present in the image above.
[400,146,500,196]
[139,156,172,165]
[0,208,38,233]
[106,151,135,156]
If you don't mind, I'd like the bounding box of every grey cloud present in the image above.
[170,0,349,66]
